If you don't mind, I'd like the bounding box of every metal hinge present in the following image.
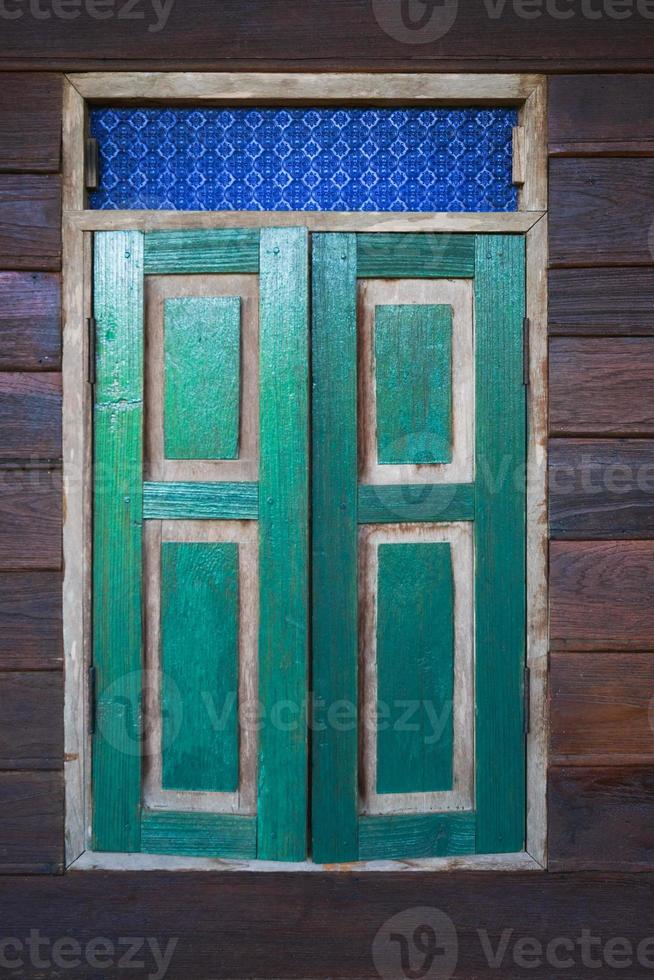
[85,137,99,191]
[523,316,530,386]
[87,317,96,385]
[88,664,97,736]
[523,666,531,735]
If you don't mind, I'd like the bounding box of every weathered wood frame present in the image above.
[61,72,547,872]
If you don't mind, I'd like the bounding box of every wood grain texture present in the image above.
[549,439,654,539]
[0,373,61,460]
[474,235,526,854]
[0,176,61,271]
[257,227,309,862]
[161,542,239,793]
[374,304,452,465]
[0,466,61,570]
[359,811,475,861]
[550,541,654,651]
[311,233,358,864]
[0,572,62,670]
[144,230,259,275]
[3,8,654,68]
[550,339,654,436]
[0,772,63,874]
[549,160,654,267]
[0,73,62,172]
[92,231,144,853]
[376,542,454,794]
[11,871,654,976]
[550,653,654,766]
[549,767,654,872]
[141,811,257,859]
[0,273,60,370]
[548,268,654,336]
[164,296,241,460]
[358,483,475,524]
[0,672,62,770]
[549,75,654,155]
[143,482,259,521]
[357,233,474,278]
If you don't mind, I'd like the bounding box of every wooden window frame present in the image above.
[61,72,548,872]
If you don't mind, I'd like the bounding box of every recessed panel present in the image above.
[376,541,454,793]
[161,541,239,793]
[164,296,241,460]
[374,304,453,466]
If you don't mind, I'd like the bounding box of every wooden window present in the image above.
[61,73,547,871]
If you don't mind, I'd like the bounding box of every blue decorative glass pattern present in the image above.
[90,107,518,212]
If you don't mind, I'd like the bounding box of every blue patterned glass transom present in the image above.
[90,107,518,212]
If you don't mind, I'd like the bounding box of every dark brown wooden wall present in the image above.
[548,75,654,873]
[1,26,654,975]
[0,73,63,875]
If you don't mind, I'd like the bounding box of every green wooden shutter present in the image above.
[311,232,526,862]
[92,228,309,860]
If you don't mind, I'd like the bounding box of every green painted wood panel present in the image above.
[164,296,241,460]
[143,481,258,520]
[358,483,474,524]
[375,304,453,465]
[92,230,144,853]
[357,233,475,278]
[257,227,309,862]
[474,234,526,854]
[376,542,454,794]
[160,542,239,793]
[144,230,260,274]
[359,811,476,861]
[311,233,359,864]
[141,810,256,859]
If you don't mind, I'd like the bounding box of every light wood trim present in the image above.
[62,77,86,212]
[525,214,548,868]
[67,72,543,104]
[67,211,544,234]
[519,77,548,212]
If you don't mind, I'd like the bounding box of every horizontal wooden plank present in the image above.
[0,771,63,874]
[0,73,62,172]
[1,7,654,69]
[550,339,654,436]
[550,541,654,651]
[0,673,62,770]
[357,233,474,278]
[358,483,474,524]
[8,870,654,978]
[549,160,654,267]
[549,75,654,156]
[0,571,61,670]
[359,812,475,861]
[0,373,61,460]
[141,811,257,860]
[549,439,654,539]
[143,482,258,520]
[550,652,654,766]
[0,467,62,570]
[0,273,60,370]
[548,268,654,336]
[0,176,61,271]
[144,230,260,275]
[549,766,654,872]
